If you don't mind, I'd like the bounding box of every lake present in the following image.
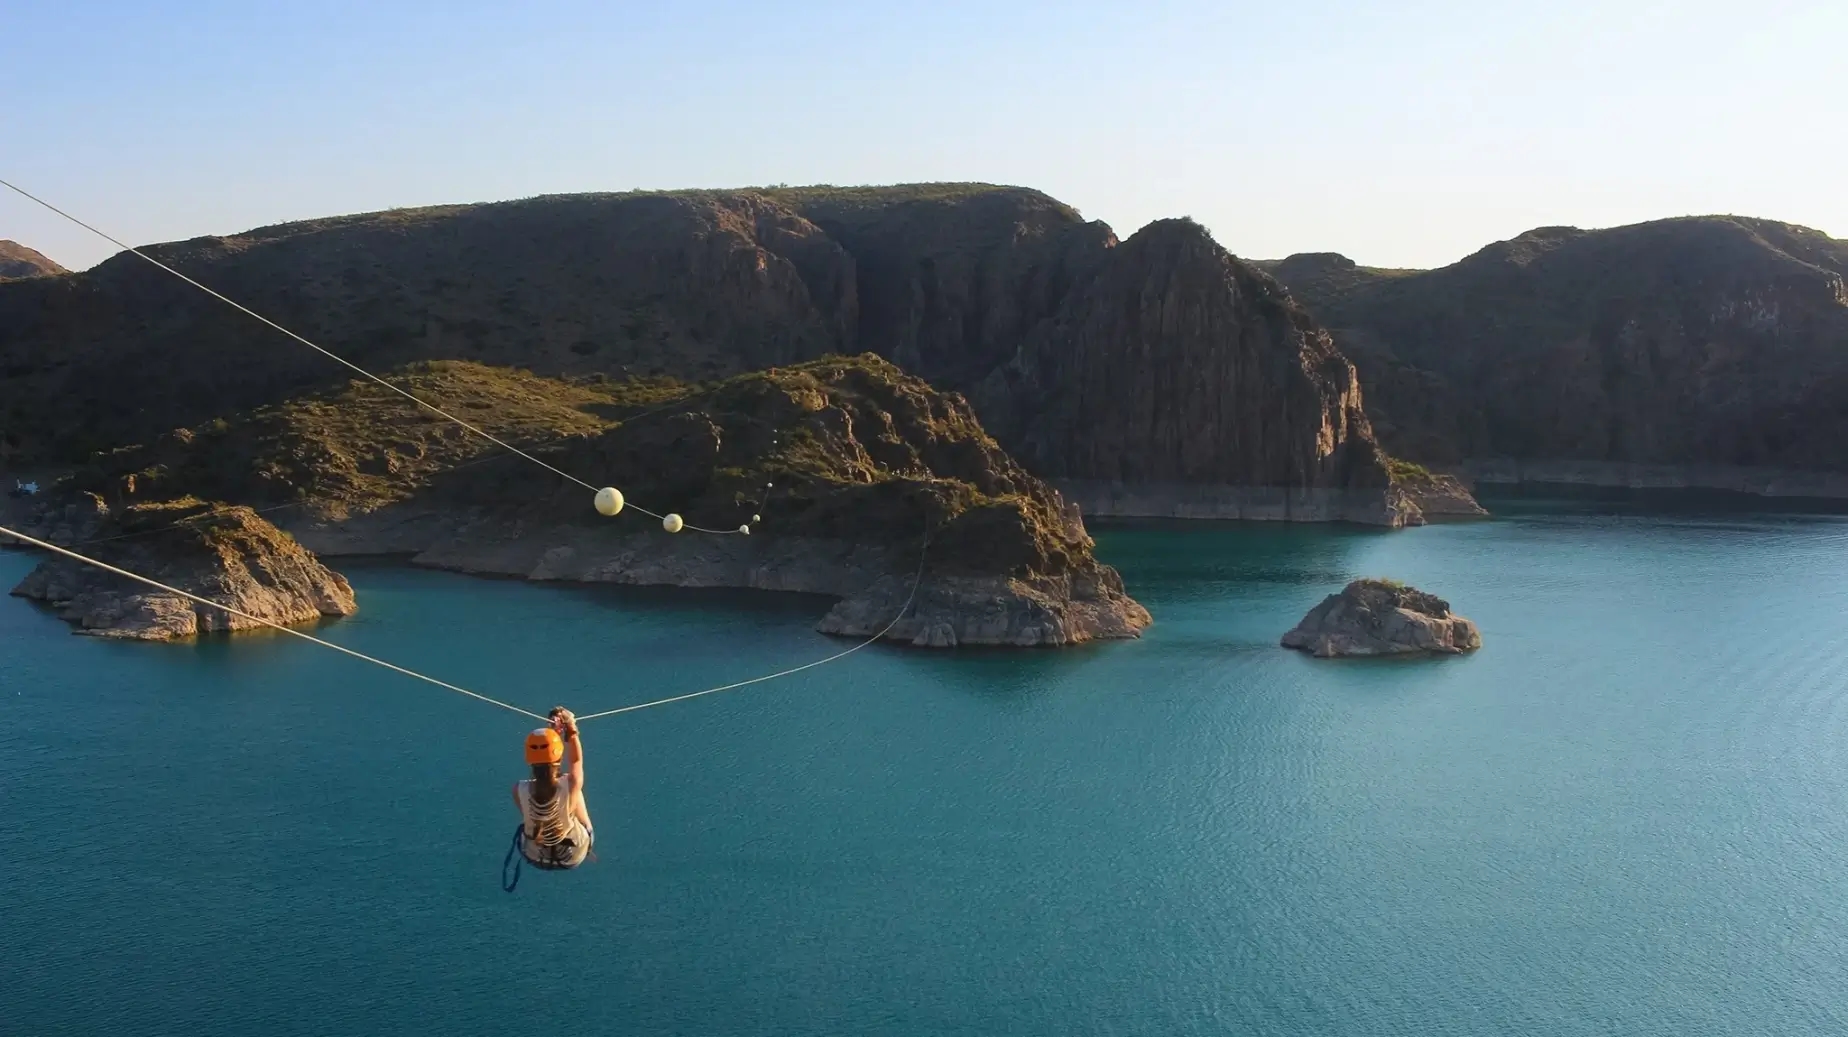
[4,491,1846,1036]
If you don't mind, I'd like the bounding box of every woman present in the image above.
[510,706,594,871]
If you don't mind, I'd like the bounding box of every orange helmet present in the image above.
[524,727,564,765]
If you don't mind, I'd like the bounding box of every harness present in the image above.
[502,823,587,891]
[501,780,588,892]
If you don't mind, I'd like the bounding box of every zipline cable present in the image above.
[0,523,930,726]
[62,441,559,549]
[575,531,931,722]
[0,176,740,535]
[0,523,551,722]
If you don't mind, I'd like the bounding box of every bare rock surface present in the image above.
[1387,465,1489,520]
[9,499,355,640]
[1281,579,1481,658]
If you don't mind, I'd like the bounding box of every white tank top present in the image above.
[518,776,580,846]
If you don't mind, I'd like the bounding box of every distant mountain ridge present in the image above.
[1260,216,1848,485]
[0,241,65,280]
[0,183,1431,525]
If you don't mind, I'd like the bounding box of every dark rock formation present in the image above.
[0,185,1462,525]
[1281,579,1481,658]
[9,498,356,639]
[0,193,859,463]
[976,218,1412,524]
[0,240,65,280]
[1262,218,1848,492]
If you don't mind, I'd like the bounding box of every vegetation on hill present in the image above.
[76,361,621,516]
[69,354,1101,578]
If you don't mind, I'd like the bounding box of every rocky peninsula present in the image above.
[1281,579,1481,658]
[24,355,1149,647]
[8,498,356,639]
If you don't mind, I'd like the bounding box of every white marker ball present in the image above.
[594,487,625,517]
[662,513,684,533]
[752,514,762,522]
[738,524,751,535]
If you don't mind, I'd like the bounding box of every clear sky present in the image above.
[5,0,1843,272]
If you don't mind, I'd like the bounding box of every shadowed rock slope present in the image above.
[33,355,1150,647]
[0,185,1454,524]
[974,218,1416,524]
[1264,218,1848,494]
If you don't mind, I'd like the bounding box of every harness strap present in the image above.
[501,825,525,893]
[504,783,589,889]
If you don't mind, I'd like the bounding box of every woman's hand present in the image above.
[551,707,579,739]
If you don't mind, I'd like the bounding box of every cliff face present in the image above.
[976,219,1403,523]
[8,498,356,639]
[1264,218,1848,480]
[0,185,1431,523]
[0,241,65,280]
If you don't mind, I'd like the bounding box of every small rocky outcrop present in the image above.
[1281,579,1481,658]
[9,498,356,640]
[1388,460,1489,520]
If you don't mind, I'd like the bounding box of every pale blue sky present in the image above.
[5,0,1843,271]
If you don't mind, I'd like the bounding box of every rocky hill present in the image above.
[36,355,1151,647]
[1263,218,1848,493]
[0,184,1450,525]
[0,241,65,280]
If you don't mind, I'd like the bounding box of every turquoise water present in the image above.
[5,495,1848,1036]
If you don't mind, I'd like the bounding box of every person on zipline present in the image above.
[511,707,594,870]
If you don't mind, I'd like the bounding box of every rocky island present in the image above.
[14,354,1149,646]
[1281,579,1481,658]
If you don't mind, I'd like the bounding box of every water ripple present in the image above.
[7,500,1848,1036]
